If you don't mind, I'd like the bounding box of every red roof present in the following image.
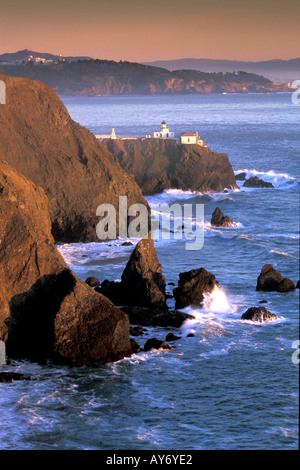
[181,132,198,136]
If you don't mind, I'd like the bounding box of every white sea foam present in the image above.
[234,168,298,189]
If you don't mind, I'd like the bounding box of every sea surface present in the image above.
[1,93,299,450]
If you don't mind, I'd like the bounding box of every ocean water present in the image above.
[0,93,299,450]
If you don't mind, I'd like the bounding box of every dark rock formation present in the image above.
[0,75,148,242]
[0,161,132,366]
[173,268,220,309]
[121,241,134,246]
[166,333,181,342]
[296,281,300,289]
[256,264,296,292]
[235,172,247,181]
[103,138,239,195]
[130,325,145,336]
[241,307,277,323]
[97,238,167,311]
[143,338,172,352]
[130,339,141,354]
[0,372,31,383]
[211,207,237,227]
[85,277,100,288]
[243,176,274,188]
[122,306,194,327]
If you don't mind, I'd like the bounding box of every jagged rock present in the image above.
[97,238,167,311]
[103,138,239,195]
[122,306,194,327]
[143,338,172,352]
[85,277,100,287]
[243,176,274,188]
[241,307,277,322]
[165,333,181,342]
[211,207,237,227]
[130,338,141,353]
[235,172,247,181]
[0,372,31,383]
[256,264,296,292]
[0,161,132,366]
[129,325,145,336]
[173,268,220,309]
[0,75,148,242]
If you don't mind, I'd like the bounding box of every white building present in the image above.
[153,121,174,139]
[180,131,206,146]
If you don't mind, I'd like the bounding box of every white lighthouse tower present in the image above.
[153,121,175,139]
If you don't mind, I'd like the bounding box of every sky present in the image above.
[0,0,299,62]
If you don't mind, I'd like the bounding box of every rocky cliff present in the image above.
[0,160,133,365]
[103,138,238,194]
[0,74,148,242]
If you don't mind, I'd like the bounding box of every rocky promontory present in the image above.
[0,75,148,242]
[0,160,133,366]
[103,138,239,195]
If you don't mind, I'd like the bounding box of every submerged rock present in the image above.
[143,338,172,352]
[241,306,277,323]
[165,333,181,342]
[173,268,220,309]
[211,206,237,227]
[243,176,274,188]
[122,307,194,327]
[0,161,132,366]
[256,264,296,292]
[235,172,247,181]
[0,372,31,383]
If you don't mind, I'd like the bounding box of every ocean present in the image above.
[0,93,299,450]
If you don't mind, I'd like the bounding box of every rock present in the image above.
[243,176,274,188]
[0,372,31,383]
[168,282,175,286]
[130,339,141,354]
[235,172,247,181]
[211,207,237,227]
[121,241,133,246]
[143,338,171,352]
[256,264,296,292]
[173,268,220,309]
[241,307,277,323]
[166,333,181,342]
[259,300,268,304]
[122,306,195,327]
[85,277,100,288]
[129,325,145,336]
[97,238,167,311]
[187,333,195,337]
[0,75,148,242]
[103,138,239,195]
[296,281,300,289]
[0,161,132,366]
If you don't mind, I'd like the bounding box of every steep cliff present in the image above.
[0,160,132,365]
[0,74,147,242]
[103,138,238,194]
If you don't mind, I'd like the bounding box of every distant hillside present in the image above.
[143,58,300,84]
[0,58,292,96]
[0,49,92,63]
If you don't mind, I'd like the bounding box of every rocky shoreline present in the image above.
[0,74,298,373]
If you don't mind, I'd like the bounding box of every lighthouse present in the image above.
[153,121,175,139]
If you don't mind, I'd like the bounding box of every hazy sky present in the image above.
[0,0,299,62]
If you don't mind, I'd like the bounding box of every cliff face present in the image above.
[0,160,132,365]
[103,138,238,194]
[0,74,148,242]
